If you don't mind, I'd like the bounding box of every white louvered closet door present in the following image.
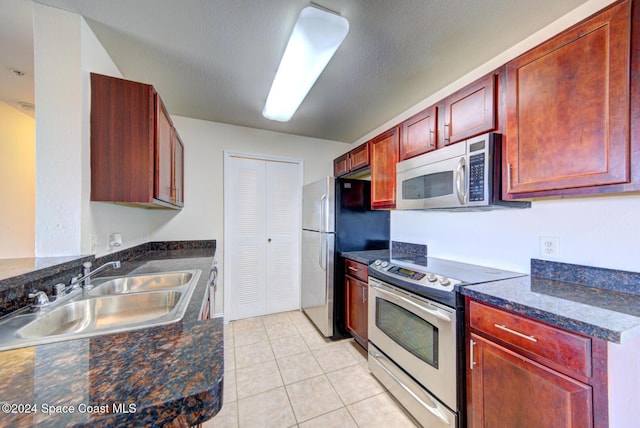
[227,155,301,321]
[265,161,300,314]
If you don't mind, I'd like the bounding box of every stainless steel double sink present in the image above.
[0,270,201,351]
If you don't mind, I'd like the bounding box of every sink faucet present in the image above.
[70,261,121,290]
[28,291,50,311]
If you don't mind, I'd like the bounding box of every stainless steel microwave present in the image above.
[396,133,530,210]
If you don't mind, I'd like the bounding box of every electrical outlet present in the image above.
[540,236,559,259]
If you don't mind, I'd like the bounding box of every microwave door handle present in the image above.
[455,157,466,205]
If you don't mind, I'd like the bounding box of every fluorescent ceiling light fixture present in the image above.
[262,5,349,122]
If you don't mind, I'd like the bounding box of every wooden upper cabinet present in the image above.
[334,142,370,177]
[443,73,497,145]
[504,0,631,198]
[370,127,400,209]
[90,73,184,209]
[174,132,185,207]
[155,96,174,205]
[333,153,350,177]
[400,105,437,160]
[349,142,370,171]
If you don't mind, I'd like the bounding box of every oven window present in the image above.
[376,298,439,368]
[402,171,453,200]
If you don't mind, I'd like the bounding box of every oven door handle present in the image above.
[370,349,451,426]
[371,283,451,323]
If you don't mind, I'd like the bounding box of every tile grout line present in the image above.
[229,311,410,427]
[270,313,300,425]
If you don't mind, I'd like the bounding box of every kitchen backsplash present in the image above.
[531,258,640,296]
[391,241,427,257]
[0,240,216,318]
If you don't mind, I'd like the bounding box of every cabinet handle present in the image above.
[507,163,513,190]
[429,129,434,146]
[494,324,538,342]
[470,339,476,370]
[348,266,359,272]
[444,122,450,143]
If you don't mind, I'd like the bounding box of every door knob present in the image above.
[268,238,272,242]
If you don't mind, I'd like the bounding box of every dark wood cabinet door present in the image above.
[155,95,174,204]
[90,73,183,209]
[349,142,370,171]
[469,333,593,428]
[370,127,399,209]
[443,73,496,145]
[334,153,349,177]
[346,275,368,348]
[504,0,631,197]
[90,73,155,203]
[400,105,437,160]
[174,132,185,207]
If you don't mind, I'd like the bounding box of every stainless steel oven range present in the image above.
[368,256,524,428]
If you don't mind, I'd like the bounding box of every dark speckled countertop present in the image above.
[0,242,223,427]
[340,249,390,265]
[461,259,640,344]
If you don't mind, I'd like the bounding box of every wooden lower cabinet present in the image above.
[469,333,593,428]
[346,276,368,348]
[345,259,369,348]
[467,298,608,428]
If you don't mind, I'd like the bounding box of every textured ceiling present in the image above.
[7,0,589,142]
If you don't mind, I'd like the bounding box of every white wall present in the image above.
[392,194,640,273]
[152,116,348,242]
[0,102,35,258]
[33,3,83,256]
[154,116,349,313]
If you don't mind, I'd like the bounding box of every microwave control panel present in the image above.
[468,153,485,201]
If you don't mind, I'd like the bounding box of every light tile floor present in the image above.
[204,310,419,428]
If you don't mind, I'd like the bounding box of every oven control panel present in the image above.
[370,259,460,292]
[387,266,425,281]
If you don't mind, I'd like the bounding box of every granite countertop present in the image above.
[340,249,390,265]
[461,259,640,344]
[0,244,223,427]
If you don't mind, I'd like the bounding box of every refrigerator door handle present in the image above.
[320,193,327,232]
[318,232,325,270]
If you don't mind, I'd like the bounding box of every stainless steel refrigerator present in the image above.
[301,177,390,338]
